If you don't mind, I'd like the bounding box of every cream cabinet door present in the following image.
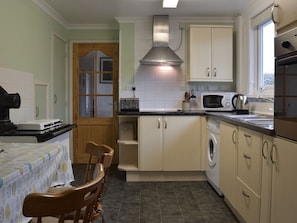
[163,116,201,171]
[211,27,233,81]
[138,116,163,171]
[270,137,297,223]
[188,27,211,81]
[260,135,274,223]
[274,0,297,32]
[220,122,238,207]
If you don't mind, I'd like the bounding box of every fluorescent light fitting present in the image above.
[163,0,179,8]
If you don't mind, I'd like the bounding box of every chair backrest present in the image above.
[84,141,114,183]
[23,163,105,223]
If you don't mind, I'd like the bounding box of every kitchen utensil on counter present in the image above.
[182,101,191,111]
[232,94,249,113]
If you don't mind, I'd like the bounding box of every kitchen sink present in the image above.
[226,113,274,129]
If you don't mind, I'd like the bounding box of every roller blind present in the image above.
[251,5,273,28]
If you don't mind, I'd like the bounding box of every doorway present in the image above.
[72,43,119,163]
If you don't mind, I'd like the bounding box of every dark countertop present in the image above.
[118,110,206,116]
[118,110,275,136]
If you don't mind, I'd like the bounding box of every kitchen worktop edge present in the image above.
[118,111,275,136]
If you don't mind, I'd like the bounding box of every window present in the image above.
[257,20,275,91]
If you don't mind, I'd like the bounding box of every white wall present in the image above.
[0,67,35,123]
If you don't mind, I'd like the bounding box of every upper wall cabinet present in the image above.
[273,0,297,32]
[187,25,233,82]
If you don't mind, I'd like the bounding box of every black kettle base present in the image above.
[232,109,249,115]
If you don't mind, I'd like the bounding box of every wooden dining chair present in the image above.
[48,141,114,223]
[84,142,114,223]
[23,163,105,223]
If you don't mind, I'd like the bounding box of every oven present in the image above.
[274,27,297,141]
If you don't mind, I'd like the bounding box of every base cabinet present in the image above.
[261,136,297,223]
[139,116,201,171]
[220,122,238,207]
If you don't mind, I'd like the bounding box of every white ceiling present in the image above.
[35,0,253,27]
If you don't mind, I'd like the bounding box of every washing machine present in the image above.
[206,118,223,196]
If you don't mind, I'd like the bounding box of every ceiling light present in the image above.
[163,0,179,8]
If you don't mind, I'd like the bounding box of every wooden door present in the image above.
[73,43,119,163]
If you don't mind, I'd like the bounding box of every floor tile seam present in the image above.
[156,183,165,223]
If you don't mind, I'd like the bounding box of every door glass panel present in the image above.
[96,74,113,94]
[96,96,113,117]
[79,73,93,94]
[78,50,113,118]
[79,96,94,117]
[79,51,95,71]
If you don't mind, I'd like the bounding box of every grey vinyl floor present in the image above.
[72,164,239,223]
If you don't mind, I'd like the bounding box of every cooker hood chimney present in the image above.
[139,15,183,66]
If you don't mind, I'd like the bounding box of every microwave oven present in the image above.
[198,92,235,111]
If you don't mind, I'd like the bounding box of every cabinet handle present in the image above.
[207,67,210,77]
[243,153,251,160]
[242,190,250,198]
[164,118,168,129]
[157,118,161,129]
[270,144,277,164]
[35,106,39,118]
[244,133,251,138]
[262,141,268,159]
[54,94,58,104]
[213,67,217,77]
[271,4,279,24]
[232,130,236,144]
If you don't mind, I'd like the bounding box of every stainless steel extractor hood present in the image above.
[139,15,183,66]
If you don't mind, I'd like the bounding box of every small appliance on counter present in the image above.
[119,98,139,112]
[232,94,249,114]
[198,92,235,111]
[0,86,21,133]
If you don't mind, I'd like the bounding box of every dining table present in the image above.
[0,142,74,223]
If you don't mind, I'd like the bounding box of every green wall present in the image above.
[0,0,66,83]
[0,0,119,85]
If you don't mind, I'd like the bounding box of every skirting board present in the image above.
[125,171,207,182]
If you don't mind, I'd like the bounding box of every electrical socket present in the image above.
[127,85,135,91]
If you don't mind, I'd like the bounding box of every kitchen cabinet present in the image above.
[139,116,201,171]
[261,136,297,223]
[237,127,262,196]
[236,127,262,223]
[273,0,297,32]
[260,135,274,223]
[117,116,138,170]
[221,123,262,223]
[220,122,238,207]
[187,25,233,82]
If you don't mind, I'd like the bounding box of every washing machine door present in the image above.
[208,132,217,167]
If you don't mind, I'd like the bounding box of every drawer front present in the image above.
[237,179,261,223]
[238,128,262,195]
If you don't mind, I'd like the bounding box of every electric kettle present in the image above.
[232,94,249,110]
